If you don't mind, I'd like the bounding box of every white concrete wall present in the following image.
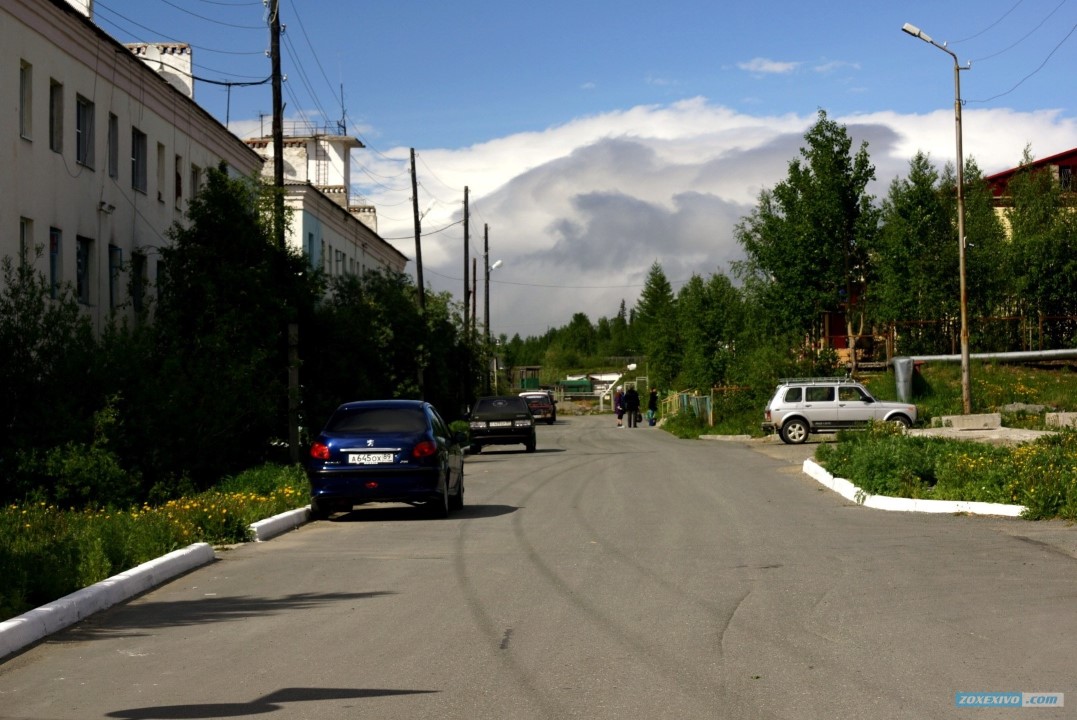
[3,0,263,333]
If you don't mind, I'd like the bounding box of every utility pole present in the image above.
[463,186,470,340]
[483,225,490,395]
[410,148,425,312]
[270,0,285,250]
[269,0,297,461]
[410,148,426,398]
[483,224,490,345]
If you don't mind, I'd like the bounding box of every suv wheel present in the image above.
[780,418,809,445]
[890,415,912,430]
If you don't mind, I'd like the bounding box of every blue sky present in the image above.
[95,0,1077,337]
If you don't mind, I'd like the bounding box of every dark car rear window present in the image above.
[474,397,528,413]
[326,407,426,433]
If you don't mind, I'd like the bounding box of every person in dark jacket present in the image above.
[647,387,658,426]
[623,386,641,428]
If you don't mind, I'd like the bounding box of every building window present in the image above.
[1060,166,1073,192]
[76,236,92,305]
[108,244,122,310]
[156,142,166,202]
[49,228,62,298]
[131,252,146,313]
[107,113,119,178]
[19,217,33,266]
[19,61,32,140]
[190,164,202,198]
[49,79,63,153]
[131,128,147,192]
[174,155,183,207]
[76,95,95,168]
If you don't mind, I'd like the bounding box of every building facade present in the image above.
[3,0,265,333]
[4,0,405,337]
[245,132,407,278]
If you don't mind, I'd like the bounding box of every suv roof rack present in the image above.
[777,376,857,384]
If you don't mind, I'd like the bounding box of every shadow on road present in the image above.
[107,687,439,719]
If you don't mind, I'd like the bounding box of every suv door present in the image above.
[836,384,876,428]
[800,384,838,430]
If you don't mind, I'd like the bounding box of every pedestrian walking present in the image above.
[614,387,625,428]
[647,386,658,426]
[624,386,641,428]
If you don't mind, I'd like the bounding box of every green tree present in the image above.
[144,166,319,488]
[734,110,878,370]
[1006,148,1077,348]
[871,152,956,354]
[634,262,678,387]
[676,273,744,390]
[0,251,99,502]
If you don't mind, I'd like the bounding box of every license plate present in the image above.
[347,453,395,464]
[488,420,513,427]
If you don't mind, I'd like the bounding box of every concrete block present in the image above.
[939,413,1002,430]
[1045,412,1077,429]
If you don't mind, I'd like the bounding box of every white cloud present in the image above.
[737,58,801,75]
[354,100,1076,338]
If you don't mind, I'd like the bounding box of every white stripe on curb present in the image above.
[0,542,216,661]
[803,459,1027,517]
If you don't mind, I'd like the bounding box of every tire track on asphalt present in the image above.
[457,419,727,709]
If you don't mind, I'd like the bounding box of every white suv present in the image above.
[762,377,917,444]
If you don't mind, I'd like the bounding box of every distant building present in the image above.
[245,130,406,277]
[983,148,1077,239]
[3,0,264,332]
[985,147,1077,200]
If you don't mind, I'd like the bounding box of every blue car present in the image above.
[306,400,466,519]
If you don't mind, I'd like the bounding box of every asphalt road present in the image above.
[1,415,1075,719]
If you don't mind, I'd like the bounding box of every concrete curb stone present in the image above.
[1,506,312,662]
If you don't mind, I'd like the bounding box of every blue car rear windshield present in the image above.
[326,407,426,433]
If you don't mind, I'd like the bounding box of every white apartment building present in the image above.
[246,131,407,278]
[3,0,264,332]
[4,0,406,334]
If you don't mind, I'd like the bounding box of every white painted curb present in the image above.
[0,542,215,661]
[803,459,1027,517]
[1,504,315,661]
[250,506,310,542]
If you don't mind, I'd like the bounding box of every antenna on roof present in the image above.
[337,83,346,135]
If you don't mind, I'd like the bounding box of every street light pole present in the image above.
[902,23,972,414]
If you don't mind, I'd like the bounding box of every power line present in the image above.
[155,0,264,29]
[970,0,1068,63]
[953,0,1027,44]
[970,21,1077,102]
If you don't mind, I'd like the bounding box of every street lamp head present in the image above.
[902,22,932,44]
[626,363,637,371]
[489,259,503,271]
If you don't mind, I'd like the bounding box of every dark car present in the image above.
[468,395,536,453]
[306,400,466,519]
[520,391,557,424]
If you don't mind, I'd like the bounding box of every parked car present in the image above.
[468,395,537,453]
[762,377,917,444]
[519,390,557,424]
[306,399,466,519]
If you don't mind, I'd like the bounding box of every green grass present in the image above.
[0,464,308,622]
[860,361,1077,423]
[815,424,1077,520]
